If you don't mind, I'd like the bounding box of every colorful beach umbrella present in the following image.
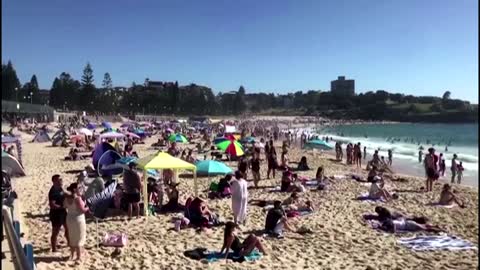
[195,160,233,176]
[168,133,188,143]
[216,140,244,156]
[304,139,333,150]
[102,122,112,129]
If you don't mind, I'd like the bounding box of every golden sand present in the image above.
[10,125,478,270]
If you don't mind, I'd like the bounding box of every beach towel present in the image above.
[397,235,477,251]
[356,192,385,202]
[268,186,281,192]
[426,202,457,208]
[205,249,262,263]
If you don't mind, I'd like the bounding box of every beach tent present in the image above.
[2,152,25,177]
[225,125,236,133]
[101,122,112,129]
[92,142,117,171]
[195,160,232,177]
[97,150,123,176]
[1,136,23,165]
[31,131,51,143]
[86,123,97,130]
[304,139,333,150]
[136,152,197,217]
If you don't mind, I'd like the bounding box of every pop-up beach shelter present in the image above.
[304,139,333,150]
[136,152,196,216]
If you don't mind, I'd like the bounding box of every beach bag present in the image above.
[102,232,128,247]
[209,182,219,192]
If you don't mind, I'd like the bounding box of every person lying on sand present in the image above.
[281,171,306,193]
[380,218,443,233]
[220,221,267,261]
[438,184,465,208]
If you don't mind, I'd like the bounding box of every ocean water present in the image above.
[317,123,478,186]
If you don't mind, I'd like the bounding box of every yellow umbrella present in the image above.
[136,152,197,216]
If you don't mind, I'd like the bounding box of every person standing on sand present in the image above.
[250,152,261,187]
[438,153,446,177]
[267,140,277,179]
[457,161,464,184]
[423,148,437,192]
[363,146,367,160]
[356,143,362,168]
[123,162,142,219]
[387,149,393,166]
[231,171,248,225]
[48,175,69,252]
[451,154,458,184]
[64,183,89,261]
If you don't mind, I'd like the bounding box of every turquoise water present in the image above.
[319,123,478,186]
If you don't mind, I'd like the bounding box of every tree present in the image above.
[80,63,96,109]
[102,72,113,91]
[1,61,21,101]
[442,91,451,101]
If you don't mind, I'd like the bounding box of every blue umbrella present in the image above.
[87,123,96,130]
[304,139,333,150]
[195,160,233,176]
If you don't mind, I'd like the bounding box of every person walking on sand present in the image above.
[64,183,89,261]
[363,146,367,160]
[355,143,362,168]
[450,154,458,184]
[250,152,261,187]
[230,171,248,225]
[48,175,69,252]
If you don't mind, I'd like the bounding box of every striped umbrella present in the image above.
[168,133,188,143]
[216,140,244,156]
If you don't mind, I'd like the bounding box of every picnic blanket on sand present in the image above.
[398,235,477,251]
[206,250,262,263]
[356,192,385,202]
[184,247,262,263]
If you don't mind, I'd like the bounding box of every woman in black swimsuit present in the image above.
[220,222,266,260]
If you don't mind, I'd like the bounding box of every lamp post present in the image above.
[15,87,18,102]
[30,92,33,104]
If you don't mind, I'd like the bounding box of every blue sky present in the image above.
[2,0,478,103]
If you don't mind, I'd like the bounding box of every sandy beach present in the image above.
[8,123,479,270]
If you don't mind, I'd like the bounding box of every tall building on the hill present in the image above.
[330,76,355,96]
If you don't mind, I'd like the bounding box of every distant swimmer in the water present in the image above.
[419,146,424,150]
[445,146,448,152]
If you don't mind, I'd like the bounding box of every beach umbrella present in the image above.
[216,140,244,156]
[87,123,96,130]
[78,128,93,136]
[213,134,236,144]
[304,139,333,150]
[168,133,188,143]
[195,160,233,176]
